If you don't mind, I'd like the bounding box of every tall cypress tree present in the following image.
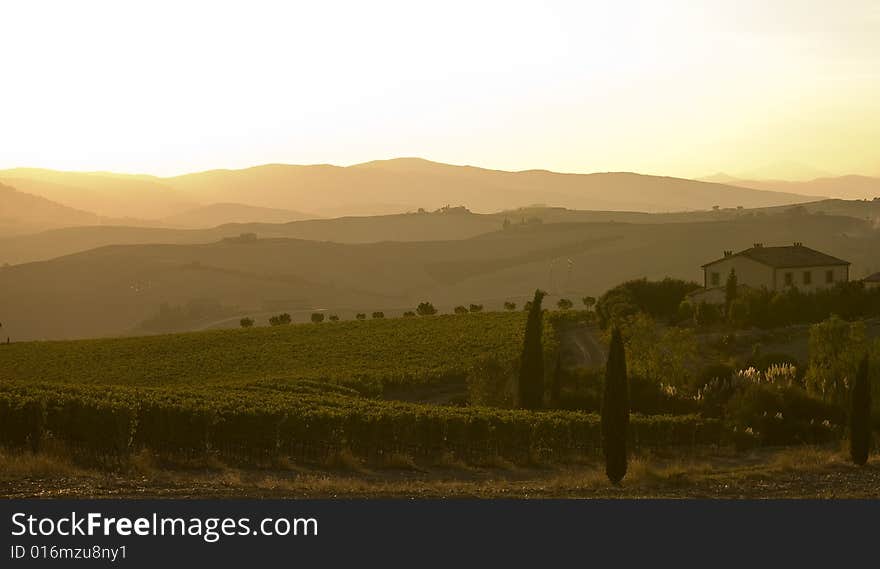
[850,354,871,466]
[725,268,738,312]
[602,327,629,484]
[518,289,546,409]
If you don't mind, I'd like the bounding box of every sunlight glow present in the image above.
[2,0,878,178]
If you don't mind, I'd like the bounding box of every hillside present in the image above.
[158,202,317,228]
[1,159,819,221]
[1,210,876,341]
[9,201,879,266]
[0,183,103,236]
[752,198,880,222]
[165,158,819,214]
[0,170,193,218]
[0,312,526,392]
[0,208,505,265]
[706,174,880,201]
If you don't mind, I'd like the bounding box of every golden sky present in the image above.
[2,0,879,179]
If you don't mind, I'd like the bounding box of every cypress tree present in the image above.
[602,327,629,484]
[725,268,738,307]
[850,355,871,466]
[518,289,546,409]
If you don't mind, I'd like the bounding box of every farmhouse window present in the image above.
[784,272,793,286]
[826,270,834,284]
[710,272,720,286]
[803,271,812,285]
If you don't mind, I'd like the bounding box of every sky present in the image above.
[2,0,879,179]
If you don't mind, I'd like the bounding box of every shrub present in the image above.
[675,301,694,323]
[268,313,291,326]
[466,356,515,408]
[731,282,880,329]
[619,313,698,388]
[597,278,700,328]
[416,302,437,316]
[694,363,735,392]
[239,317,254,328]
[746,352,801,376]
[311,313,325,324]
[454,306,468,315]
[805,316,867,405]
[402,311,416,318]
[469,304,484,313]
[724,383,843,446]
[355,313,366,320]
[628,375,698,416]
[693,302,721,327]
[504,301,517,311]
[329,315,340,322]
[557,298,573,310]
[371,311,385,319]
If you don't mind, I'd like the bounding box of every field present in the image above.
[0,381,719,465]
[2,306,876,500]
[0,312,531,393]
[0,311,727,471]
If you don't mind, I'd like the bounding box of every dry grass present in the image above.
[322,448,367,472]
[379,452,420,470]
[2,444,877,499]
[769,445,847,471]
[0,448,82,478]
[432,450,474,471]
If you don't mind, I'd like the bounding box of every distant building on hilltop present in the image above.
[691,243,850,303]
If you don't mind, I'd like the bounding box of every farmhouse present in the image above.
[864,272,880,290]
[698,243,850,298]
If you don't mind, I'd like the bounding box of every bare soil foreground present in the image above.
[1,447,878,499]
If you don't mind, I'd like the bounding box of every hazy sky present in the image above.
[3,0,879,179]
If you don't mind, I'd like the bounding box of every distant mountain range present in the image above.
[701,173,880,201]
[1,159,820,230]
[0,183,103,234]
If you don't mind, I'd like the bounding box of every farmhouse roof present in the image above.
[702,244,850,269]
[864,272,880,283]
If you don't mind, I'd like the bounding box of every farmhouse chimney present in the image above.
[753,243,763,248]
[793,241,803,247]
[723,250,732,257]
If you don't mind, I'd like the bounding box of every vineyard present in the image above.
[0,381,722,464]
[0,311,729,465]
[0,312,539,393]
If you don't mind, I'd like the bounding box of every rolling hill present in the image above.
[1,210,876,341]
[0,169,193,218]
[0,183,103,236]
[703,174,880,201]
[2,158,820,221]
[7,202,873,266]
[164,158,820,214]
[158,202,317,228]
